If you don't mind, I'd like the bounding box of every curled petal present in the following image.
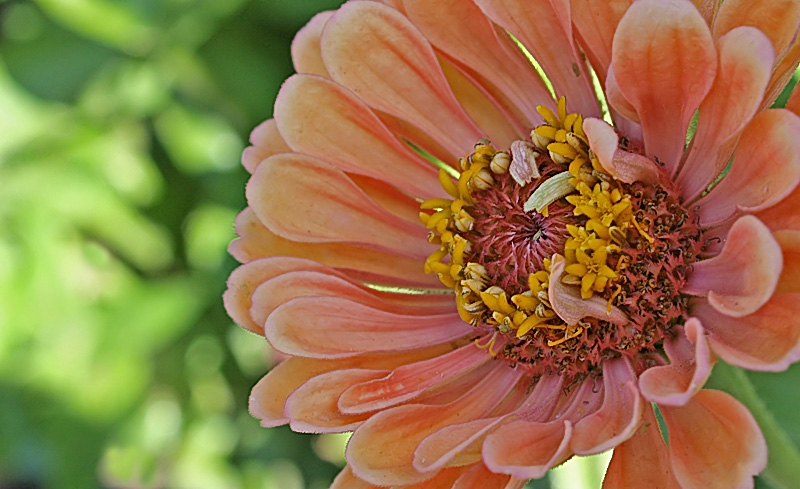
[241,119,291,174]
[693,294,800,371]
[583,118,661,185]
[483,420,573,479]
[549,254,629,325]
[612,0,717,174]
[452,463,513,489]
[660,390,767,489]
[713,0,800,59]
[683,215,783,317]
[331,466,380,489]
[291,11,333,77]
[696,109,800,226]
[571,357,642,455]
[775,230,800,294]
[321,1,484,155]
[639,319,714,406]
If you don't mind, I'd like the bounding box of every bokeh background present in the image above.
[1,0,800,488]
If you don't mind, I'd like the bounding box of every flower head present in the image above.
[226,0,800,487]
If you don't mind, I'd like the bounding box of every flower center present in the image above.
[419,97,703,380]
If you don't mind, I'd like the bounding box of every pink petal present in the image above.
[775,230,800,294]
[639,319,714,406]
[321,2,484,156]
[291,11,333,77]
[390,468,466,489]
[764,38,800,109]
[571,0,633,82]
[683,215,782,317]
[346,365,519,486]
[274,75,442,198]
[605,65,639,124]
[339,343,490,415]
[403,0,553,127]
[695,109,800,226]
[660,390,767,489]
[787,75,800,117]
[266,296,471,359]
[247,154,430,260]
[571,357,643,455]
[583,118,662,185]
[241,119,291,174]
[611,0,716,174]
[549,254,629,325]
[229,208,440,288]
[473,0,600,117]
[602,406,680,489]
[676,27,775,200]
[349,173,427,226]
[285,369,388,433]
[452,463,514,489]
[713,0,800,60]
[693,293,800,371]
[331,466,381,489]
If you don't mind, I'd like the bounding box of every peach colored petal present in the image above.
[389,468,465,489]
[713,0,800,59]
[763,37,800,109]
[348,173,425,226]
[291,11,333,77]
[285,368,388,433]
[339,343,490,415]
[605,65,639,124]
[549,254,629,325]
[639,319,714,406]
[247,154,430,260]
[249,346,453,428]
[775,230,800,294]
[438,57,522,148]
[683,215,782,317]
[452,463,513,489]
[695,109,800,226]
[321,2,484,156]
[266,296,471,359]
[602,406,680,489]
[331,466,381,489]
[403,0,553,126]
[691,0,720,24]
[660,390,767,489]
[677,27,775,200]
[571,357,642,455]
[693,293,800,371]
[225,256,331,334]
[274,75,443,198]
[249,271,453,330]
[788,80,800,117]
[229,209,440,287]
[571,0,633,81]
[241,119,291,174]
[611,0,716,175]
[346,365,520,486]
[755,187,800,233]
[473,0,600,118]
[583,118,662,185]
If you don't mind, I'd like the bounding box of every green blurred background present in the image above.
[1,0,799,488]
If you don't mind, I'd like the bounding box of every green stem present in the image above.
[708,362,800,489]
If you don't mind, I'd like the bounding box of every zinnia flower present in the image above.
[225,0,800,487]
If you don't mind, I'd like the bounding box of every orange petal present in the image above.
[482,419,572,479]
[321,2,484,156]
[763,37,800,110]
[389,467,466,489]
[290,11,333,77]
[346,365,520,486]
[473,0,600,117]
[571,0,633,82]
[755,186,800,233]
[639,319,714,406]
[583,117,661,185]
[274,75,443,199]
[713,0,800,60]
[571,357,642,455]
[266,296,471,358]
[241,119,291,174]
[788,80,800,117]
[602,405,680,489]
[693,293,800,371]
[775,230,800,294]
[285,368,388,433]
[660,390,767,489]
[339,343,490,415]
[247,154,430,259]
[404,0,552,126]
[611,0,716,174]
[695,109,800,226]
[677,27,775,200]
[683,216,782,317]
[452,463,514,489]
[549,254,629,325]
[331,466,381,489]
[229,209,440,288]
